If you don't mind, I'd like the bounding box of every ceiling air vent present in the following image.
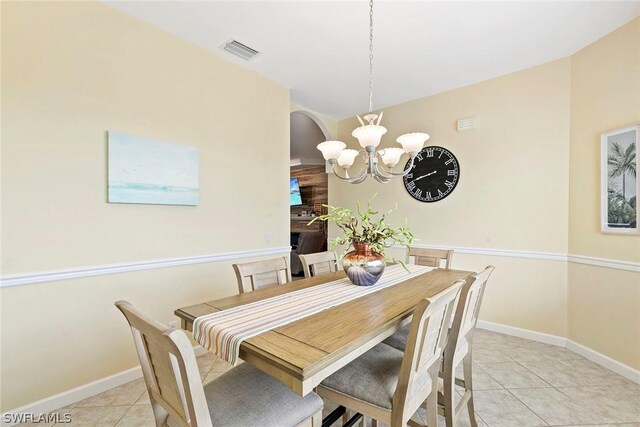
[221,39,260,61]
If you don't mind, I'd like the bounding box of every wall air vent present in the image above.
[457,117,478,132]
[221,39,260,61]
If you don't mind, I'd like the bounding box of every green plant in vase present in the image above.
[308,194,414,286]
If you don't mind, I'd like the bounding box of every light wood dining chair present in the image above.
[115,301,323,427]
[299,250,341,278]
[232,256,292,294]
[316,280,464,427]
[383,248,455,350]
[406,247,454,268]
[439,265,495,427]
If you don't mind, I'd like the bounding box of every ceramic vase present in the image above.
[343,243,385,286]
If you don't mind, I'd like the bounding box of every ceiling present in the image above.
[106,1,640,120]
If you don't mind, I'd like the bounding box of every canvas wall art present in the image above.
[601,125,638,234]
[108,132,199,206]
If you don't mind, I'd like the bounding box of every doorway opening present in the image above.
[289,110,331,278]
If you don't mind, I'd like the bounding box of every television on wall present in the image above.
[290,178,302,206]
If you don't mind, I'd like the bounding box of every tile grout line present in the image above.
[513,360,555,388]
[474,360,555,427]
[113,404,135,427]
[503,387,551,427]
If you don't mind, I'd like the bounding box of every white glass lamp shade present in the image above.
[337,149,359,168]
[397,132,430,154]
[378,147,405,167]
[317,140,346,161]
[352,125,387,149]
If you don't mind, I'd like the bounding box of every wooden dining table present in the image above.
[175,267,473,397]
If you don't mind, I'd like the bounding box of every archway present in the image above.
[289,110,331,277]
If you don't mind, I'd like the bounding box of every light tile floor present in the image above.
[26,330,640,426]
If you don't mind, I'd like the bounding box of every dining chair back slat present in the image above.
[392,280,464,427]
[448,266,494,357]
[233,256,292,294]
[299,251,340,278]
[115,301,211,427]
[440,265,495,427]
[406,247,453,268]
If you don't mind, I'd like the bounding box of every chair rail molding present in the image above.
[567,254,640,272]
[4,244,636,289]
[0,246,292,288]
[393,243,640,272]
[405,243,568,261]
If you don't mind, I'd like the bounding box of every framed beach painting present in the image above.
[601,125,639,234]
[108,132,199,206]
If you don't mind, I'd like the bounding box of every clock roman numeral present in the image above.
[416,153,423,161]
[445,180,454,189]
[448,169,457,176]
[445,158,454,165]
[438,189,445,197]
[426,191,432,200]
[406,173,413,179]
[426,148,434,157]
[414,189,422,198]
[407,181,416,191]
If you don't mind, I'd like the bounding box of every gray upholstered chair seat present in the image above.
[384,327,468,371]
[384,327,466,355]
[382,325,410,350]
[188,363,323,427]
[320,343,417,410]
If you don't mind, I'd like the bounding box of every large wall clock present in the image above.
[403,146,460,202]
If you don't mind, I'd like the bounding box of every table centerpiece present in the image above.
[308,195,414,286]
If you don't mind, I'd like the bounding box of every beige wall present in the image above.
[568,263,640,369]
[2,0,639,413]
[569,18,640,263]
[1,1,289,411]
[331,58,573,337]
[568,18,640,370]
[334,59,572,253]
[330,18,640,371]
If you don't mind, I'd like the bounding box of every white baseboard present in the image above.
[477,320,639,384]
[1,366,143,427]
[476,320,568,347]
[566,339,640,384]
[1,345,209,427]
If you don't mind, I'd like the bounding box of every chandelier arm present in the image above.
[373,172,390,183]
[376,155,416,177]
[329,161,368,183]
[350,173,369,184]
[373,162,395,180]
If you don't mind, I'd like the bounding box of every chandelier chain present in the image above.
[368,0,374,113]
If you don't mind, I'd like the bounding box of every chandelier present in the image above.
[317,0,430,184]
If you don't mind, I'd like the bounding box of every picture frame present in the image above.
[108,131,199,206]
[601,124,639,234]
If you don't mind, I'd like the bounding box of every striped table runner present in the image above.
[193,264,434,364]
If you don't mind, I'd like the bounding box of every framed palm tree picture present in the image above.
[601,125,639,234]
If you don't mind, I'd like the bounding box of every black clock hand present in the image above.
[412,171,437,181]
